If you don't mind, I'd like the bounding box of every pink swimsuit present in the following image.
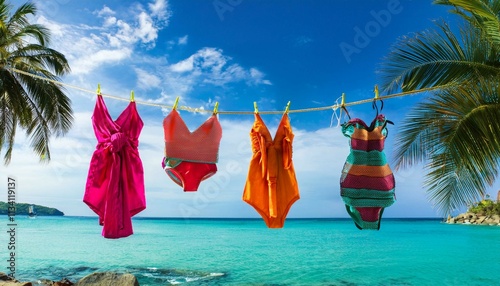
[162,109,222,191]
[84,95,146,239]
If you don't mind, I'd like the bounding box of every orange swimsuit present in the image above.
[243,113,300,228]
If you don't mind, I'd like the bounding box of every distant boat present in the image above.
[28,205,37,218]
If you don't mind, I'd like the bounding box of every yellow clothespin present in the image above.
[374,84,380,100]
[96,83,101,94]
[340,92,350,119]
[130,90,135,102]
[173,96,180,110]
[284,101,291,114]
[213,102,219,114]
[254,102,259,114]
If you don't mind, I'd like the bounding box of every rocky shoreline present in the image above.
[0,272,139,286]
[446,213,500,226]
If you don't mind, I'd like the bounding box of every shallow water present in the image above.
[1,216,499,285]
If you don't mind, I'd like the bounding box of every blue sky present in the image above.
[5,0,496,218]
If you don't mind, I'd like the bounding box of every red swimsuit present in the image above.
[162,109,222,191]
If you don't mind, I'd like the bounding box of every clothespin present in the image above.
[173,96,180,110]
[284,101,291,114]
[254,102,259,114]
[130,90,135,102]
[96,83,101,94]
[341,93,351,119]
[373,84,383,114]
[213,102,219,115]
[374,84,380,101]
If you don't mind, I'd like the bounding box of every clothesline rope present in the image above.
[10,67,458,115]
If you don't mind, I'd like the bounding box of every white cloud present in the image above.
[250,68,272,85]
[149,0,170,21]
[135,67,162,89]
[36,16,64,37]
[136,11,158,45]
[95,6,116,17]
[170,56,194,72]
[36,0,171,75]
[103,16,117,27]
[168,47,272,87]
[178,35,188,45]
[71,48,132,75]
[295,35,313,46]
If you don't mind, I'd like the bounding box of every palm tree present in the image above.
[0,0,72,164]
[379,0,500,215]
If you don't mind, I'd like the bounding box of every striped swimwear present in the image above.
[340,114,395,230]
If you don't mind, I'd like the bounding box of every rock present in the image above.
[40,278,74,286]
[477,216,487,223]
[0,273,12,281]
[0,273,31,286]
[54,278,74,286]
[0,282,32,286]
[75,272,138,286]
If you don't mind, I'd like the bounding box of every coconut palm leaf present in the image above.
[434,0,500,46]
[0,0,72,164]
[392,79,500,214]
[424,152,486,214]
[380,21,500,92]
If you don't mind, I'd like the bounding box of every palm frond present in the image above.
[7,2,36,31]
[12,44,70,74]
[391,102,443,170]
[0,1,72,164]
[434,0,500,46]
[18,72,73,135]
[11,24,51,46]
[424,152,486,214]
[392,79,500,213]
[379,21,500,92]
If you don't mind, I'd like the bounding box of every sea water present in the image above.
[1,216,499,285]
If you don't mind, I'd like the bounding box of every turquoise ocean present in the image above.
[1,216,499,285]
